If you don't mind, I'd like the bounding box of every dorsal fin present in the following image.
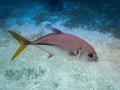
[51,27,63,34]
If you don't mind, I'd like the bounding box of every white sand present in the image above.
[0,22,120,90]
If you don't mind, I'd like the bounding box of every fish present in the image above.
[8,28,98,61]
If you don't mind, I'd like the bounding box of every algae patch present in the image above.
[4,66,46,81]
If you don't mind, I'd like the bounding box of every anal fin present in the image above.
[47,54,54,58]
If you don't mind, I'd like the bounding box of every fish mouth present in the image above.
[89,57,98,62]
[94,57,98,62]
[90,59,98,62]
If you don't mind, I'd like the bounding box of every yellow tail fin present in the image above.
[8,31,30,61]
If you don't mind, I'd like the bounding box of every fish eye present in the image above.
[88,53,93,58]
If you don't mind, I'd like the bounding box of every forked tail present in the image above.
[8,31,31,61]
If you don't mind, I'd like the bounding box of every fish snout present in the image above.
[94,56,98,62]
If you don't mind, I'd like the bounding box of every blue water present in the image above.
[0,0,120,90]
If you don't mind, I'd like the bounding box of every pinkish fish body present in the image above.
[9,28,98,61]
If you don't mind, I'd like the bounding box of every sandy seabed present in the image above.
[0,22,120,90]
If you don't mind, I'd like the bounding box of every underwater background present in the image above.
[0,0,120,90]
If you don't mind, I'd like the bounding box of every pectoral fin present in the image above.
[69,49,80,56]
